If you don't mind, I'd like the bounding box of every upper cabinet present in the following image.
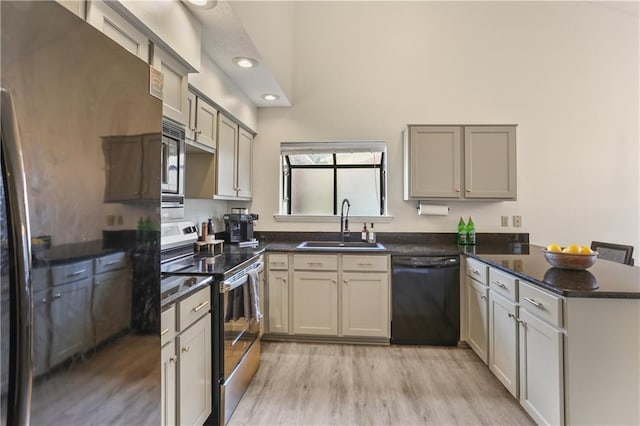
[215,114,253,200]
[403,125,517,200]
[186,90,217,153]
[86,0,149,61]
[151,45,189,126]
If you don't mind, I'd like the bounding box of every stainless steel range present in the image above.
[160,220,264,426]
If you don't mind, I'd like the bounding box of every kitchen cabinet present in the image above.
[86,0,149,61]
[341,255,389,338]
[266,253,390,341]
[151,45,189,126]
[466,276,489,364]
[92,268,131,345]
[293,271,338,335]
[57,0,86,19]
[49,277,93,368]
[403,125,516,200]
[161,286,211,426]
[488,289,518,397]
[215,114,253,200]
[186,90,217,152]
[102,133,161,202]
[518,309,564,425]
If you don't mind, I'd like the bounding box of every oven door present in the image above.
[222,273,260,379]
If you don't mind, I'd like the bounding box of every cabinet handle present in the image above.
[331,279,336,285]
[455,188,460,192]
[196,130,202,135]
[491,280,507,289]
[468,268,480,275]
[357,263,373,267]
[161,328,170,336]
[518,319,527,327]
[343,279,348,285]
[522,297,542,308]
[169,356,177,363]
[308,262,324,267]
[51,293,62,300]
[70,269,87,276]
[507,312,516,320]
[480,294,486,300]
[105,260,119,266]
[282,278,287,283]
[94,281,102,286]
[181,346,190,353]
[192,300,209,312]
[466,188,471,192]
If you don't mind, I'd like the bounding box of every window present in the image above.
[280,141,387,217]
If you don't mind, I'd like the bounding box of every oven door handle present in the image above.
[220,274,248,293]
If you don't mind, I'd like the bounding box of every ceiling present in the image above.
[184,0,291,108]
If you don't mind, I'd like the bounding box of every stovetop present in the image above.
[161,252,260,278]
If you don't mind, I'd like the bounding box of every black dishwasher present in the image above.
[391,255,460,345]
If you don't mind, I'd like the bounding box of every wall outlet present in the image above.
[513,215,522,227]
[107,215,115,226]
[117,215,124,225]
[501,216,509,227]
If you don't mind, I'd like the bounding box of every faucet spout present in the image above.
[340,198,351,242]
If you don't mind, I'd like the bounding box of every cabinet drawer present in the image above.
[466,257,488,283]
[342,255,388,272]
[51,259,93,286]
[94,251,127,274]
[293,254,338,271]
[33,267,49,293]
[519,281,562,327]
[161,304,177,346]
[178,287,211,331]
[489,268,517,302]
[268,253,289,270]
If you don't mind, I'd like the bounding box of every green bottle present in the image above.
[467,217,476,245]
[457,217,467,245]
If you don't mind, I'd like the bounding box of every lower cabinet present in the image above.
[161,287,212,426]
[266,252,390,340]
[292,271,338,335]
[466,275,489,364]
[519,309,563,425]
[267,270,289,334]
[488,290,518,398]
[341,272,389,338]
[92,269,131,345]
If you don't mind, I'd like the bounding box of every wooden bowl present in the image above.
[542,250,598,270]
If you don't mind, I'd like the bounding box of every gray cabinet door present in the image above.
[49,278,92,368]
[464,126,516,199]
[92,269,131,345]
[33,290,50,377]
[237,128,252,199]
[216,114,238,198]
[404,126,462,199]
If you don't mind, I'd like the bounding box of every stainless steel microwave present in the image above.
[161,119,185,220]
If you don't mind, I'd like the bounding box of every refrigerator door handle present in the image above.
[1,88,34,426]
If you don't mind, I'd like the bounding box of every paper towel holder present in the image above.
[416,201,450,216]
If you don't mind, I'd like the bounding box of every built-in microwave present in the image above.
[161,119,185,220]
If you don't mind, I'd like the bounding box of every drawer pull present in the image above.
[357,263,374,267]
[491,280,507,289]
[181,346,190,353]
[308,262,324,266]
[344,279,348,285]
[51,293,62,300]
[161,328,170,336]
[468,268,480,275]
[271,262,286,266]
[169,356,177,363]
[507,312,516,320]
[105,260,119,266]
[192,300,209,312]
[70,269,87,276]
[522,297,542,308]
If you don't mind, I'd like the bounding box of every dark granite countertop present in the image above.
[261,236,639,299]
[33,239,130,266]
[467,244,640,299]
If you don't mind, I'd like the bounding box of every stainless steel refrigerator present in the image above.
[1,2,163,424]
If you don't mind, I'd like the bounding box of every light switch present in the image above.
[501,216,509,227]
[513,215,522,227]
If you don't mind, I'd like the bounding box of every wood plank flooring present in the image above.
[230,342,534,426]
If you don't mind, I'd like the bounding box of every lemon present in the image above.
[580,246,593,255]
[546,243,562,253]
[563,244,581,254]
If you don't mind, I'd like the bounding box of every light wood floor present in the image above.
[230,342,534,426]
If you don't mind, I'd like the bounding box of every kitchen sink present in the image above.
[296,241,387,251]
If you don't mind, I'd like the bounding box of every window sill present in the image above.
[273,214,394,223]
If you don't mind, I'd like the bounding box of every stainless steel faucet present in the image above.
[340,198,351,242]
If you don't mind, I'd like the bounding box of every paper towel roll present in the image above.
[418,203,449,216]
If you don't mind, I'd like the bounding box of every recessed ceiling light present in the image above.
[261,94,280,101]
[233,57,258,69]
[185,0,217,9]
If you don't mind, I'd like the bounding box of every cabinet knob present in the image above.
[331,279,336,285]
[169,356,177,363]
[52,293,62,300]
[456,188,460,192]
[343,279,348,284]
[480,294,486,300]
[282,278,287,283]
[507,312,516,320]
[466,188,471,192]
[181,346,190,353]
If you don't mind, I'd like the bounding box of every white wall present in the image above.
[250,1,639,253]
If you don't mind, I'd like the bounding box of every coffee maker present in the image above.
[223,208,259,243]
